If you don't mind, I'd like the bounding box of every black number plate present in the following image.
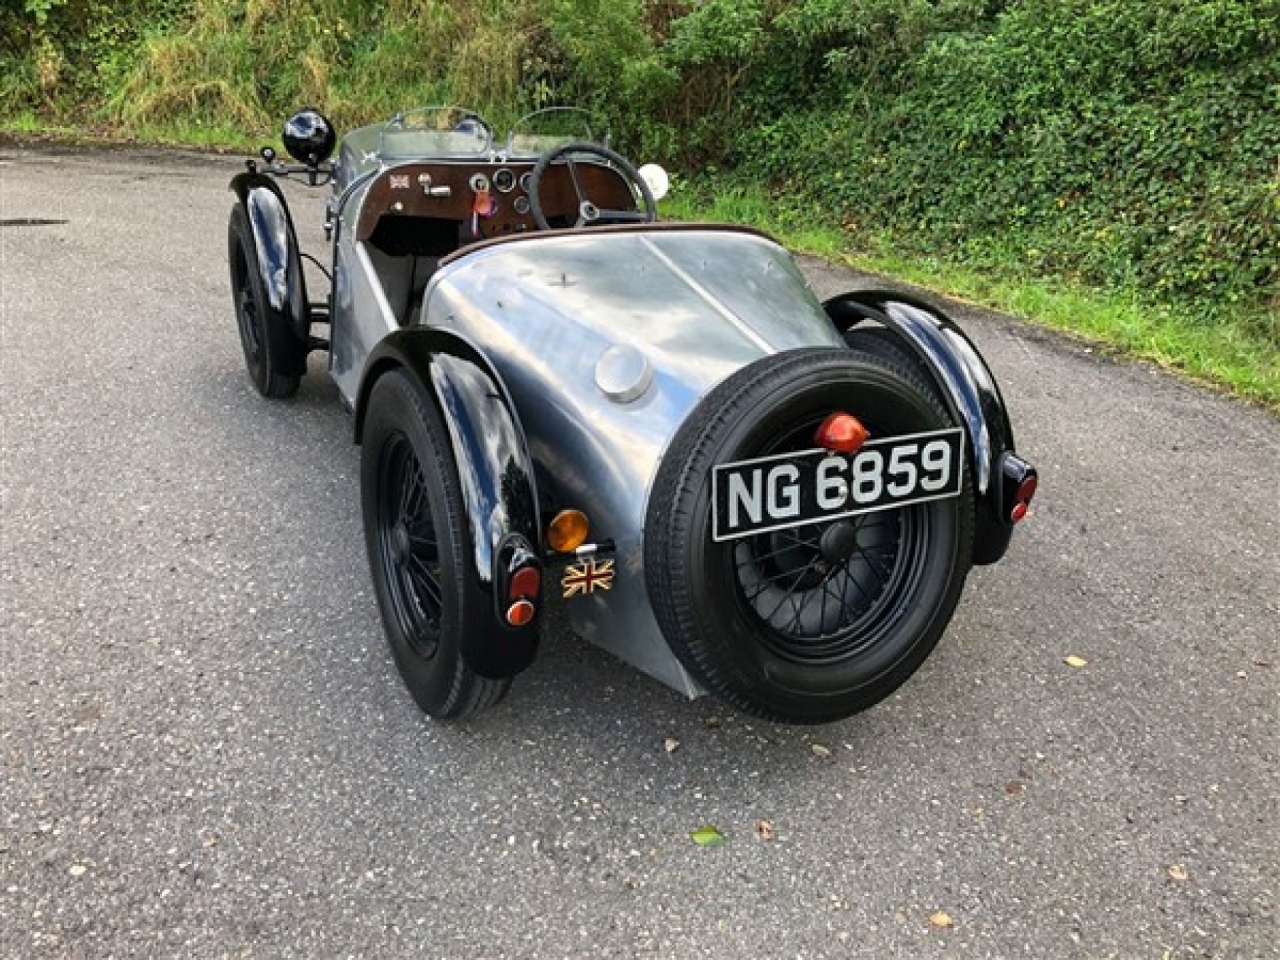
[711,428,965,542]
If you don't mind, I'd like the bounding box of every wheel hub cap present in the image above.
[819,521,860,565]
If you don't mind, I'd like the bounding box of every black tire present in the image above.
[227,203,307,398]
[843,324,940,401]
[646,348,973,724]
[360,369,511,719]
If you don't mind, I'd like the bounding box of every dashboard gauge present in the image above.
[493,168,517,193]
[513,196,531,215]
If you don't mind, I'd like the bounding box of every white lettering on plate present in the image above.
[767,464,801,519]
[727,470,763,530]
[816,456,848,510]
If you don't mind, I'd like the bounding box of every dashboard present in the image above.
[355,160,636,249]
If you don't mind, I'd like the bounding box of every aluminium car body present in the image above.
[226,107,1038,723]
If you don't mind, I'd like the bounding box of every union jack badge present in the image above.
[389,174,410,189]
[561,558,616,598]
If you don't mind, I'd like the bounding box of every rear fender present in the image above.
[825,291,1029,565]
[355,329,542,677]
[230,172,310,342]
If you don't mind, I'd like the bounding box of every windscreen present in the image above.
[378,107,493,159]
[505,107,602,157]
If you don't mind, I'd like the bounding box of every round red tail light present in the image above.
[1010,473,1038,523]
[1016,474,1038,505]
[509,565,541,601]
[814,413,869,454]
[506,599,536,627]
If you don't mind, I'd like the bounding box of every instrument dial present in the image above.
[493,168,517,193]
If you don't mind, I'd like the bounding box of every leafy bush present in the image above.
[725,0,1278,333]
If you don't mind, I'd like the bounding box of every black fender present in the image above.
[825,291,1032,565]
[355,328,542,677]
[229,172,310,344]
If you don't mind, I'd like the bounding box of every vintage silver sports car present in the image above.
[227,106,1038,723]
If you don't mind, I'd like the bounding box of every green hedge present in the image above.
[4,0,1276,337]
[727,1,1278,334]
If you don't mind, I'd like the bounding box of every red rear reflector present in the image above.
[509,566,541,600]
[506,599,536,627]
[814,413,869,453]
[1010,473,1037,523]
[1016,474,1038,505]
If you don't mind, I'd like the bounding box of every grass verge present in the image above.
[665,183,1278,412]
[0,116,256,152]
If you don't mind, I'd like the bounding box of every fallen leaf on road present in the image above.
[810,743,832,757]
[1064,655,1088,668]
[1167,864,1190,882]
[690,826,725,847]
[663,738,680,754]
[755,819,775,842]
[929,911,954,928]
[1005,781,1025,795]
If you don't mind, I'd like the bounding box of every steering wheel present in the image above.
[526,142,657,231]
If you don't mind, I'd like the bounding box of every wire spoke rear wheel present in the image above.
[730,418,930,664]
[374,433,445,657]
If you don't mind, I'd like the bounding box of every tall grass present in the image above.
[98,0,542,140]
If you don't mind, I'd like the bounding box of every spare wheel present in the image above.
[645,347,973,724]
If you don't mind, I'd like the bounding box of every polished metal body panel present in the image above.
[331,228,402,404]
[420,229,842,693]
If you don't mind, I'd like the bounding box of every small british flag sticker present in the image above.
[389,174,410,189]
[561,558,616,598]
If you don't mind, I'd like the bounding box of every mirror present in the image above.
[282,109,336,166]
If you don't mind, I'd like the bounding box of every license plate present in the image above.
[712,428,965,542]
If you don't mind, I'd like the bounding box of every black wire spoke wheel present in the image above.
[360,369,512,719]
[729,415,928,665]
[645,347,974,724]
[374,432,445,657]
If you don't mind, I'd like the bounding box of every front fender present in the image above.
[825,291,1029,565]
[355,329,541,677]
[229,172,310,341]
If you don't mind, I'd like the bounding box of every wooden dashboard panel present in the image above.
[355,160,636,243]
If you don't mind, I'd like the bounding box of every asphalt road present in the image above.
[1,145,1276,960]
